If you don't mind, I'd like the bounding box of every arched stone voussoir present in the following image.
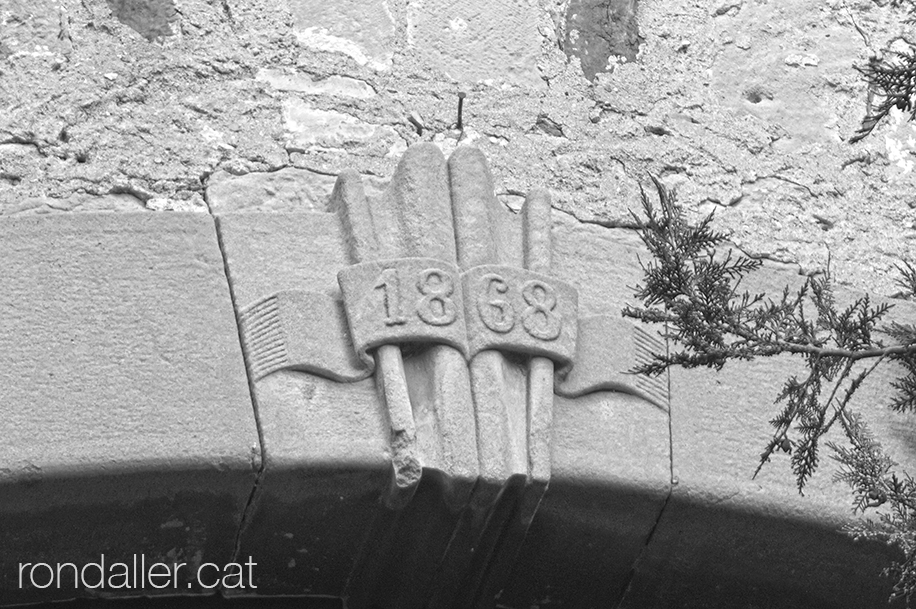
[0,212,260,606]
[618,265,916,609]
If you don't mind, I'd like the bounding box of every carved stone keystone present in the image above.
[224,143,670,608]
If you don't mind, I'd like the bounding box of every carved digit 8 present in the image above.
[521,280,561,340]
[416,269,457,326]
[477,273,515,333]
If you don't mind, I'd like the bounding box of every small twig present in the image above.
[639,312,916,362]
[832,355,887,448]
[815,359,857,440]
[457,92,467,131]
[753,364,826,480]
[845,7,875,57]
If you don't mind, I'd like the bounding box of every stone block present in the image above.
[231,371,389,596]
[406,0,543,87]
[0,213,259,605]
[219,143,671,608]
[501,391,670,609]
[618,264,916,608]
[564,0,641,82]
[206,168,340,214]
[283,101,402,153]
[106,0,177,41]
[496,196,671,609]
[216,210,391,597]
[289,0,395,71]
[0,0,73,60]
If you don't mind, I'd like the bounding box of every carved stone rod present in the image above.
[423,147,529,608]
[473,189,559,606]
[450,148,526,484]
[336,144,479,609]
[522,189,555,490]
[333,169,421,508]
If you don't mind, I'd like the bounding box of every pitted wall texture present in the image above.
[1,0,914,294]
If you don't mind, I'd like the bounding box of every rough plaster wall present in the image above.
[1,0,914,295]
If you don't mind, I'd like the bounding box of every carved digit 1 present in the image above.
[477,273,515,333]
[521,280,561,340]
[416,269,457,326]
[375,268,408,326]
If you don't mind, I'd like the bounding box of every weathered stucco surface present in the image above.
[2,0,914,293]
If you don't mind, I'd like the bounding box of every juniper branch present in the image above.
[850,18,916,142]
[624,175,916,485]
[624,175,916,604]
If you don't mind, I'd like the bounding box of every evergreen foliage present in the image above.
[852,49,916,143]
[624,178,916,604]
[622,0,916,601]
[851,0,916,142]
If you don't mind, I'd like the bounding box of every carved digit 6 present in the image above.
[416,269,457,326]
[477,273,515,333]
[521,280,561,340]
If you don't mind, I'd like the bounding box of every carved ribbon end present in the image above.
[239,295,290,381]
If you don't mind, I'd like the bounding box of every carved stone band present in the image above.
[336,257,580,371]
[462,264,578,370]
[337,258,470,368]
[237,289,668,409]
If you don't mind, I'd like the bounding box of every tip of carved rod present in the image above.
[397,141,446,168]
[328,169,364,213]
[447,146,491,194]
[522,189,553,270]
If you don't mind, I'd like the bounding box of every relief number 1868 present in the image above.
[373,267,563,342]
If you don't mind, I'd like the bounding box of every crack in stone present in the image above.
[614,488,673,607]
[201,181,267,574]
[615,353,674,608]
[0,136,46,156]
[744,173,818,198]
[554,205,643,230]
[573,215,642,229]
